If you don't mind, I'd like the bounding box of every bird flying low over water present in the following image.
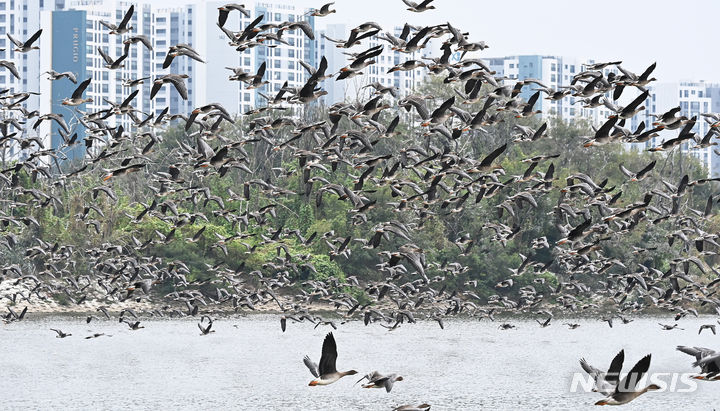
[593,354,659,406]
[304,332,357,386]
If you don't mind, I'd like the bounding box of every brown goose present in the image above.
[595,354,659,405]
[303,332,357,386]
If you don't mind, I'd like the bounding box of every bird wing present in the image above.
[25,29,43,47]
[72,77,92,99]
[6,33,21,47]
[120,89,139,108]
[97,47,114,65]
[605,349,625,384]
[0,61,20,80]
[150,81,162,99]
[218,9,230,27]
[679,115,697,136]
[383,375,399,392]
[303,355,320,378]
[433,96,455,117]
[596,116,618,138]
[167,76,189,100]
[615,354,651,393]
[637,160,656,177]
[676,346,708,361]
[579,358,601,378]
[65,71,78,83]
[298,59,315,75]
[162,52,175,69]
[624,90,649,112]
[406,26,430,48]
[638,62,656,81]
[525,91,540,111]
[255,61,267,79]
[298,21,315,40]
[119,5,135,29]
[98,20,115,30]
[478,143,507,169]
[318,332,338,375]
[618,164,634,179]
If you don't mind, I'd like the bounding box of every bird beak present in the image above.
[102,174,113,181]
[308,380,318,386]
[595,400,607,406]
[583,142,594,147]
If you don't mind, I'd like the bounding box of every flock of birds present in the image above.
[1,0,720,407]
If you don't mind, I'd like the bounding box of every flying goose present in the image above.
[595,354,659,406]
[61,77,93,106]
[99,5,134,35]
[44,70,77,84]
[309,2,336,17]
[218,4,251,28]
[304,332,357,386]
[50,328,72,338]
[7,29,42,53]
[357,371,404,392]
[402,0,436,12]
[677,346,720,380]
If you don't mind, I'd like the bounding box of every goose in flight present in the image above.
[595,354,659,405]
[402,0,436,12]
[44,70,77,84]
[198,319,215,335]
[699,324,717,335]
[99,5,134,35]
[123,35,153,51]
[150,74,189,100]
[218,4,250,28]
[50,328,72,338]
[304,332,357,386]
[7,29,42,53]
[61,77,93,106]
[308,2,336,17]
[677,346,720,380]
[357,371,404,392]
[97,45,129,69]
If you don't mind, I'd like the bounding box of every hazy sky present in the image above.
[286,0,717,83]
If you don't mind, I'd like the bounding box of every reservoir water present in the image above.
[1,316,718,410]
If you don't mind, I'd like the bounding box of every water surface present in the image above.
[1,316,718,410]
